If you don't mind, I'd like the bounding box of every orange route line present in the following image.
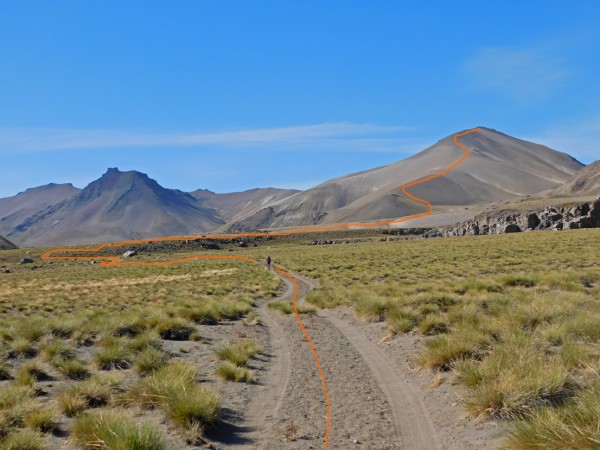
[41,127,480,450]
[277,269,332,448]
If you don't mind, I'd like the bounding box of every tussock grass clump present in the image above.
[0,386,34,410]
[166,385,220,430]
[418,314,449,335]
[214,340,263,367]
[219,301,253,320]
[110,315,146,338]
[52,357,90,380]
[181,304,219,325]
[49,318,80,338]
[72,408,165,450]
[216,362,254,383]
[0,398,41,430]
[354,295,390,322]
[40,339,74,361]
[127,331,162,352]
[94,339,133,370]
[9,340,37,359]
[305,287,348,309]
[0,428,44,450]
[420,327,489,370]
[129,360,197,407]
[129,361,220,430]
[154,318,196,341]
[386,307,417,333]
[15,360,51,384]
[13,319,48,343]
[459,339,575,418]
[506,382,600,449]
[22,407,58,433]
[501,275,537,288]
[57,374,123,417]
[267,301,293,315]
[134,348,169,376]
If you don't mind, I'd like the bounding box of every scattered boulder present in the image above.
[1,267,10,273]
[526,213,540,229]
[20,257,34,264]
[122,250,137,258]
[504,224,521,233]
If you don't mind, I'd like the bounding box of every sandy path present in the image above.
[227,269,503,450]
[292,272,441,449]
[227,271,294,449]
[323,313,441,449]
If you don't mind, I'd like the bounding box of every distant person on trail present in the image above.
[266,255,272,271]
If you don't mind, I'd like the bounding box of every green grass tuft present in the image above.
[72,408,165,450]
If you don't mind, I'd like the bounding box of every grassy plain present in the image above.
[1,228,599,448]
[235,228,600,449]
[0,254,278,448]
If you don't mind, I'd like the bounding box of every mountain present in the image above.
[0,235,17,250]
[550,161,600,196]
[190,188,300,223]
[0,183,80,237]
[6,168,225,247]
[0,127,587,246]
[225,127,584,231]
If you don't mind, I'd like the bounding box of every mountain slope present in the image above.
[226,127,584,230]
[0,235,17,250]
[0,183,80,237]
[8,168,224,247]
[191,187,300,223]
[550,160,600,196]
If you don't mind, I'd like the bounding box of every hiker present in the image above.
[266,255,272,271]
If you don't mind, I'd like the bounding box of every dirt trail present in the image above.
[293,272,441,449]
[231,269,442,449]
[227,270,294,449]
[323,313,440,449]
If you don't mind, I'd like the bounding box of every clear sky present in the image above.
[1,1,599,198]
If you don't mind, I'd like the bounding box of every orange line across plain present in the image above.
[41,127,480,449]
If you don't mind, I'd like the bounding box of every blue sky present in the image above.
[1,1,599,198]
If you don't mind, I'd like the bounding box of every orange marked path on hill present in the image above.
[41,127,479,449]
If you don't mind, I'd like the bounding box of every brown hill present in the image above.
[551,161,600,196]
[225,127,584,231]
[191,188,299,223]
[0,183,80,238]
[0,235,17,250]
[6,168,225,247]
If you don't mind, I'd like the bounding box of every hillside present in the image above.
[225,127,584,231]
[6,168,225,247]
[0,235,17,250]
[191,187,299,222]
[0,128,588,246]
[551,160,600,196]
[0,183,80,238]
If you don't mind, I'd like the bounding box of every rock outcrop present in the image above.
[424,197,600,238]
